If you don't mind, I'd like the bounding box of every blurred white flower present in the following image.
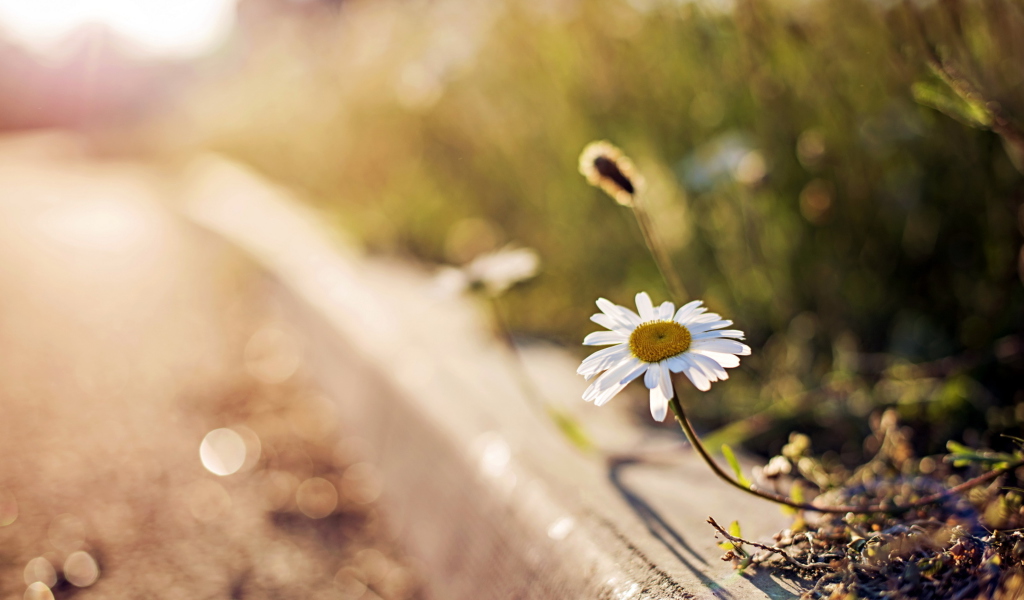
[577,292,750,421]
[435,245,540,297]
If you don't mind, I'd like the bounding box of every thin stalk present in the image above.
[488,295,548,412]
[668,393,1023,515]
[630,191,689,304]
[489,295,594,452]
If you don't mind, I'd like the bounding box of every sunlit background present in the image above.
[0,0,234,58]
[0,0,1021,596]
[160,0,1024,459]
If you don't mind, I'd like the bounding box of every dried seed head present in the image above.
[578,140,644,207]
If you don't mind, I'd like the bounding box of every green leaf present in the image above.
[791,481,805,504]
[720,518,745,552]
[781,481,804,516]
[945,440,1017,467]
[946,440,972,454]
[729,520,742,537]
[548,408,594,453]
[912,79,991,129]
[722,444,752,488]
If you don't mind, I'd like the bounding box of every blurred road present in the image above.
[0,137,420,600]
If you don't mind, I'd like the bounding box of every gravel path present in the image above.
[0,139,423,600]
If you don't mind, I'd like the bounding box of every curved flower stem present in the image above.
[668,393,1023,515]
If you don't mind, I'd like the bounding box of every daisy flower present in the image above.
[578,292,750,421]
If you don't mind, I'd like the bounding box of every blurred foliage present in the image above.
[173,0,1024,459]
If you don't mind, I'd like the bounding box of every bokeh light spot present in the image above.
[354,548,390,584]
[200,428,248,476]
[734,151,767,185]
[296,477,338,519]
[475,432,511,478]
[333,566,368,599]
[47,513,86,552]
[257,470,300,512]
[0,490,18,526]
[341,463,383,505]
[547,516,575,541]
[63,551,100,587]
[800,179,834,225]
[23,582,54,600]
[244,327,302,384]
[23,557,56,588]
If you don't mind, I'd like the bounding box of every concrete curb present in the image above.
[181,156,801,600]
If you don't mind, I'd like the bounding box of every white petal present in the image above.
[590,313,631,334]
[656,301,675,320]
[666,354,688,373]
[578,345,631,379]
[688,352,727,382]
[678,355,711,391]
[685,354,717,383]
[679,311,710,327]
[687,319,733,335]
[673,300,704,323]
[587,355,641,394]
[635,292,655,321]
[618,360,649,386]
[593,380,629,407]
[650,391,669,421]
[583,357,642,403]
[658,361,673,401]
[596,360,647,407]
[596,298,641,328]
[583,331,629,346]
[590,313,615,330]
[650,393,668,422]
[692,329,746,341]
[648,362,673,421]
[691,350,741,368]
[644,362,660,389]
[691,338,750,356]
[686,312,724,325]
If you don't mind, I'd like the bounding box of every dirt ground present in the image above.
[0,141,425,600]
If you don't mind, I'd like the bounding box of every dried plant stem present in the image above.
[706,517,832,570]
[630,192,689,304]
[668,393,1024,515]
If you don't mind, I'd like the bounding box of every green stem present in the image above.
[488,295,546,412]
[489,295,594,452]
[630,191,688,304]
[668,393,1022,515]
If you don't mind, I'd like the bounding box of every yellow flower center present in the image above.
[629,320,691,363]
